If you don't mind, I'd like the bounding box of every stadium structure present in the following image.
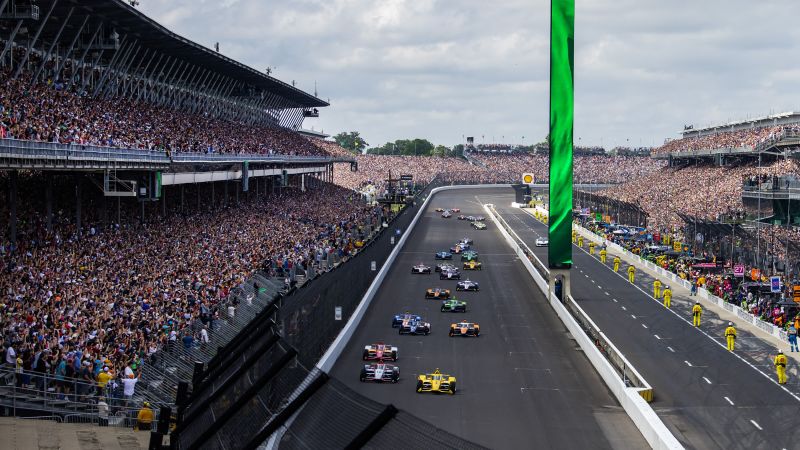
[0,1,482,449]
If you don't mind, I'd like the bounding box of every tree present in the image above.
[333,131,368,154]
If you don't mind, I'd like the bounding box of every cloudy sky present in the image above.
[139,0,800,149]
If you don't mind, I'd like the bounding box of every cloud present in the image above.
[139,0,800,148]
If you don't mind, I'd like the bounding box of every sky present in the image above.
[139,0,800,149]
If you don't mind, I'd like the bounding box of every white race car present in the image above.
[535,237,548,247]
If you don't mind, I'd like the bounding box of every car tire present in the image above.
[362,350,369,360]
[416,380,423,392]
[360,368,367,382]
[391,351,398,361]
[448,330,454,337]
[450,382,457,394]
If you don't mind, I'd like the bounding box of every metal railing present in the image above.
[0,366,159,427]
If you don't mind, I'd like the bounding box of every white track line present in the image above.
[642,324,649,329]
[703,377,712,385]
[750,420,763,431]
[654,335,661,340]
[724,396,735,406]
[684,360,693,367]
[667,346,675,352]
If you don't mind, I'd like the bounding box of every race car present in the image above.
[360,363,400,383]
[398,318,431,335]
[425,287,451,299]
[457,215,468,220]
[411,263,432,274]
[456,279,480,291]
[392,312,422,328]
[441,299,468,312]
[463,260,482,270]
[440,268,461,280]
[416,369,456,394]
[472,216,486,222]
[435,262,456,272]
[450,244,466,254]
[441,211,452,218]
[451,208,461,213]
[435,207,445,212]
[461,250,479,262]
[460,237,474,245]
[472,222,487,230]
[465,216,476,221]
[535,237,548,247]
[449,321,480,337]
[363,343,398,361]
[435,251,453,260]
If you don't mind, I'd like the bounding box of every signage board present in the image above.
[770,276,782,293]
[335,306,342,321]
[733,264,745,277]
[400,174,413,181]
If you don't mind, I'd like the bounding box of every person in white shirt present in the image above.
[200,326,209,346]
[97,397,109,427]
[5,344,16,366]
[122,373,139,406]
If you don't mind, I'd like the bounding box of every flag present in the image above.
[548,0,574,269]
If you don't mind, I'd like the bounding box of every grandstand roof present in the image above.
[681,111,800,138]
[12,0,328,108]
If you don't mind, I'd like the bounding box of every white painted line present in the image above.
[654,335,661,340]
[703,377,712,385]
[604,291,610,296]
[684,360,693,367]
[750,420,762,431]
[667,346,675,352]
[612,298,618,302]
[724,396,735,406]
[631,314,637,319]
[621,306,627,311]
[591,279,596,284]
[642,324,649,329]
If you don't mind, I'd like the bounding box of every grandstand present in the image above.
[653,112,800,164]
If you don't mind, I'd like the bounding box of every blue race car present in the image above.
[392,312,422,328]
[399,318,431,335]
[435,251,453,260]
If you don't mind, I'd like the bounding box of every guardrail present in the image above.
[485,203,682,450]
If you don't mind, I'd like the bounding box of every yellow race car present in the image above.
[462,261,482,270]
[416,369,457,394]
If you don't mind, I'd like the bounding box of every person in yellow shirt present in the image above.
[599,248,607,264]
[627,265,635,283]
[775,351,788,384]
[613,256,620,273]
[137,401,154,431]
[572,230,576,243]
[692,302,703,327]
[96,367,112,396]
[577,236,584,248]
[663,286,672,308]
[653,279,662,299]
[589,242,596,255]
[724,322,737,351]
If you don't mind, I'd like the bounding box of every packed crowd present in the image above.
[470,152,666,184]
[652,124,800,155]
[0,69,326,156]
[602,159,799,229]
[0,173,383,400]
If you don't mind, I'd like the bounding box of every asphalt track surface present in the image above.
[330,188,646,449]
[485,192,800,450]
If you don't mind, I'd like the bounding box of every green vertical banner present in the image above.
[548,0,574,269]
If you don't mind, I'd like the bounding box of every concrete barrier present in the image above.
[486,204,683,450]
[316,185,511,372]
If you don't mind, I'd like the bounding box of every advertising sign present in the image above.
[733,264,745,277]
[770,276,782,293]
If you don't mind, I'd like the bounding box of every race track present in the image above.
[330,188,646,449]
[483,192,800,450]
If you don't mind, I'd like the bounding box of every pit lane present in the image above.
[329,187,646,449]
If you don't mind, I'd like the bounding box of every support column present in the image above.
[223,180,228,206]
[197,183,201,210]
[45,174,53,233]
[181,185,185,213]
[75,180,82,239]
[141,200,145,224]
[162,188,167,217]
[9,170,18,248]
[117,197,121,225]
